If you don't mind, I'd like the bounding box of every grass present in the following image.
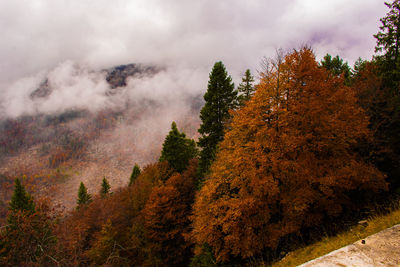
[270,205,400,267]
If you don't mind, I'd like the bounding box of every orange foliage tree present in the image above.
[191,48,387,262]
[142,160,197,266]
[56,161,175,266]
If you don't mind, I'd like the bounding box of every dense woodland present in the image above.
[2,1,400,266]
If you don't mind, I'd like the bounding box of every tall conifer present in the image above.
[76,182,92,209]
[197,61,237,177]
[129,164,141,186]
[237,69,255,105]
[100,177,111,198]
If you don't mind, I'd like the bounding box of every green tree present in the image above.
[320,54,352,85]
[7,178,35,224]
[197,61,237,177]
[237,69,255,105]
[8,178,35,214]
[368,0,400,192]
[129,163,141,186]
[76,182,92,209]
[159,122,198,173]
[374,0,400,88]
[100,177,111,198]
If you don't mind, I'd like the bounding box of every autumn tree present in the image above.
[77,182,92,209]
[237,69,255,105]
[100,177,111,198]
[159,122,198,173]
[143,160,197,266]
[1,190,58,266]
[191,48,387,262]
[198,61,237,177]
[129,163,141,186]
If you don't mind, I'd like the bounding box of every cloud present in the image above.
[0,0,389,116]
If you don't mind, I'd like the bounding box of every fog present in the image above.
[0,0,388,119]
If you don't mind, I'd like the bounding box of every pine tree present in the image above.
[374,0,400,88]
[370,0,400,192]
[160,122,198,173]
[237,69,255,105]
[76,182,92,209]
[129,163,141,186]
[197,61,237,177]
[7,178,35,224]
[8,178,35,214]
[100,177,111,198]
[320,54,352,85]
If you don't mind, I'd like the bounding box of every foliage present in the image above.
[7,178,35,226]
[142,160,198,266]
[1,199,59,266]
[320,54,352,85]
[100,177,111,198]
[191,48,387,262]
[374,0,400,88]
[368,0,400,192]
[198,61,238,177]
[77,182,92,209]
[129,163,141,186]
[237,69,255,105]
[56,162,175,266]
[86,219,129,266]
[160,121,198,173]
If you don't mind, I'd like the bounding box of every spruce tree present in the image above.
[368,0,400,192]
[159,121,198,173]
[374,0,400,88]
[129,163,141,186]
[100,177,111,198]
[7,178,35,224]
[237,69,255,105]
[76,182,92,209]
[320,54,352,85]
[197,61,237,177]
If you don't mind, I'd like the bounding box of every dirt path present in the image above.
[299,224,400,266]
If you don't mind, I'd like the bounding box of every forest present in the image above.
[1,1,400,266]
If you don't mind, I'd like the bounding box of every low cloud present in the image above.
[0,0,388,118]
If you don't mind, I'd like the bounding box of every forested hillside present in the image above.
[1,1,400,266]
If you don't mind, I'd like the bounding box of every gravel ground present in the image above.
[299,224,400,267]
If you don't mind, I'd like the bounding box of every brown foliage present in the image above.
[191,48,387,262]
[0,198,59,266]
[142,160,197,266]
[55,161,175,266]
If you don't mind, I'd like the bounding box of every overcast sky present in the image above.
[0,0,389,117]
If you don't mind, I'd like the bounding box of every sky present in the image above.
[0,0,389,118]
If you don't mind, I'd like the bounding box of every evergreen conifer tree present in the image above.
[129,163,141,186]
[197,61,237,177]
[374,0,400,88]
[320,54,352,85]
[77,182,92,209]
[237,69,255,105]
[159,122,198,173]
[7,178,35,224]
[100,177,111,198]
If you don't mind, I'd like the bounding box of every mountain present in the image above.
[0,63,201,218]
